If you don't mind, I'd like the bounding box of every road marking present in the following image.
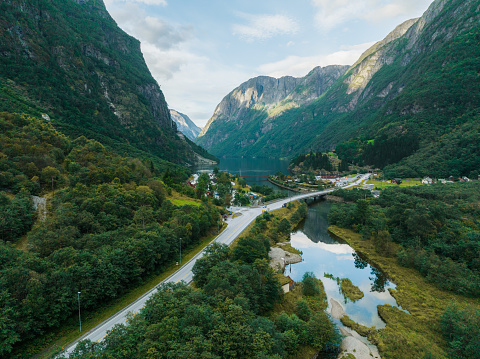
[175,272,189,283]
[96,333,108,342]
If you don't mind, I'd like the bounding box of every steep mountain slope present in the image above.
[196,65,349,156]
[198,0,480,178]
[170,109,201,140]
[0,0,199,165]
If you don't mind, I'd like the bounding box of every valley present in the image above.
[1,0,480,358]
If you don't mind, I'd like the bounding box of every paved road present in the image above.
[64,174,369,355]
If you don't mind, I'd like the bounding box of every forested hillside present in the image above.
[0,113,221,357]
[0,0,202,164]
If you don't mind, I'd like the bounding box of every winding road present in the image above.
[64,174,370,355]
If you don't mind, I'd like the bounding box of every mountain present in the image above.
[0,0,202,165]
[170,109,202,140]
[195,65,349,156]
[197,0,480,178]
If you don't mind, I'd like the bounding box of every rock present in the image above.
[337,336,378,359]
[269,247,302,272]
[170,110,201,140]
[330,298,346,319]
[196,65,349,153]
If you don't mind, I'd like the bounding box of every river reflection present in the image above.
[288,201,402,329]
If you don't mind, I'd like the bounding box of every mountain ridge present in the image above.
[196,0,480,178]
[196,65,349,154]
[170,109,201,141]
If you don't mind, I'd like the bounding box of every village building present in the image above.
[422,177,433,185]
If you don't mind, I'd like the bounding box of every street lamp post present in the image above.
[179,237,182,265]
[77,291,81,333]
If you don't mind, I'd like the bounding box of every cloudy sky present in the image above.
[104,0,434,128]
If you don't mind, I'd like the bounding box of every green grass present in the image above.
[170,198,202,206]
[340,278,364,302]
[30,223,227,359]
[329,225,480,359]
[324,274,364,302]
[366,179,422,189]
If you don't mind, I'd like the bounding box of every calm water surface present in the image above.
[195,157,290,187]
[289,201,402,329]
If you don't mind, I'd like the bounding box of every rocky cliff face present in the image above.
[196,65,349,155]
[170,109,201,141]
[0,0,196,164]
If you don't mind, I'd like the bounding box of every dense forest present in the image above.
[0,113,221,357]
[289,152,334,173]
[57,207,342,359]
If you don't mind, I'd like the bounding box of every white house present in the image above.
[422,177,433,185]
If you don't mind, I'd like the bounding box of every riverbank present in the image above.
[329,225,480,359]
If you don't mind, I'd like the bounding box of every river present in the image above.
[196,158,401,357]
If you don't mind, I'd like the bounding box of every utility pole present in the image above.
[78,291,81,333]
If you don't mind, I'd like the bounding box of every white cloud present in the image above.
[257,42,375,78]
[233,13,300,41]
[105,2,191,50]
[160,58,253,128]
[311,0,434,31]
[105,0,167,5]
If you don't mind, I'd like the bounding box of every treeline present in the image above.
[441,304,480,359]
[60,204,341,359]
[336,134,419,170]
[0,113,188,197]
[0,114,223,357]
[328,182,480,297]
[330,188,372,202]
[290,152,333,172]
[250,184,288,202]
[0,191,35,242]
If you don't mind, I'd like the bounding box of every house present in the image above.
[277,275,296,293]
[391,178,402,185]
[462,176,470,182]
[422,177,433,185]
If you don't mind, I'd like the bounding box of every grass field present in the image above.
[367,179,423,189]
[169,198,202,206]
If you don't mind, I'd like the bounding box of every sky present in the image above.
[103,0,435,128]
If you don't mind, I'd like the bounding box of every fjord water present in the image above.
[196,157,290,186]
[289,201,401,328]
